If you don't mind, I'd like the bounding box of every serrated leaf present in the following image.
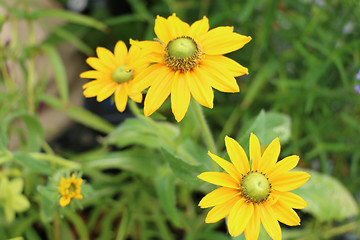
[161,148,204,187]
[237,110,291,148]
[292,169,359,222]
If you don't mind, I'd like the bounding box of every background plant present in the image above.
[0,0,359,239]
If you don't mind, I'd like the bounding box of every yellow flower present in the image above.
[129,13,251,121]
[198,133,310,240]
[80,41,148,112]
[58,174,83,207]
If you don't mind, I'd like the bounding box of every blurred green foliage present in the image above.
[0,0,360,239]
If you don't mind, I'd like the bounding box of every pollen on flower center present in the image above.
[241,171,271,203]
[164,36,203,72]
[112,66,134,83]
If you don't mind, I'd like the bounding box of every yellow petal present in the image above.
[271,171,310,192]
[96,82,117,102]
[208,151,241,182]
[80,70,106,80]
[74,194,83,199]
[59,196,71,207]
[203,55,248,77]
[83,81,112,98]
[143,70,175,116]
[154,15,173,44]
[114,40,128,66]
[250,133,261,171]
[259,204,282,240]
[205,196,240,223]
[114,85,128,112]
[272,191,307,209]
[227,199,254,237]
[257,138,281,174]
[130,63,166,94]
[267,155,300,179]
[187,68,214,108]
[244,204,261,240]
[171,71,191,122]
[198,187,240,208]
[272,201,300,226]
[86,57,112,73]
[197,172,240,189]
[199,26,252,55]
[166,13,190,40]
[198,61,239,93]
[130,39,164,55]
[225,136,250,176]
[126,42,150,71]
[129,92,143,103]
[189,16,209,38]
[96,47,117,69]
[82,79,110,90]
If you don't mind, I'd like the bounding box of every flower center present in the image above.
[164,36,203,72]
[241,172,271,203]
[69,183,76,193]
[111,66,134,83]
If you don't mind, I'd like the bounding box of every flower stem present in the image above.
[129,100,198,165]
[191,101,217,155]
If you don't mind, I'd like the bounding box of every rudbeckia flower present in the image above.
[80,41,148,112]
[130,13,251,121]
[198,133,310,239]
[58,174,83,207]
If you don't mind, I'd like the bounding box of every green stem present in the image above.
[29,152,81,169]
[129,101,198,165]
[190,101,217,155]
[216,103,242,149]
[323,220,360,239]
[64,211,90,240]
[23,0,36,114]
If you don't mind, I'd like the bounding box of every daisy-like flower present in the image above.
[80,40,148,112]
[129,13,251,121]
[198,134,310,240]
[58,174,83,207]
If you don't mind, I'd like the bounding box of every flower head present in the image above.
[130,14,251,121]
[0,177,30,223]
[80,41,148,112]
[198,133,310,240]
[356,68,360,81]
[58,173,83,207]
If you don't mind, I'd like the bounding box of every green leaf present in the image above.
[0,112,44,152]
[292,169,359,222]
[30,9,107,32]
[237,110,291,149]
[155,169,180,227]
[42,45,69,104]
[106,118,178,149]
[39,94,114,134]
[42,25,92,55]
[161,147,204,187]
[13,153,54,175]
[82,149,158,177]
[39,194,57,222]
